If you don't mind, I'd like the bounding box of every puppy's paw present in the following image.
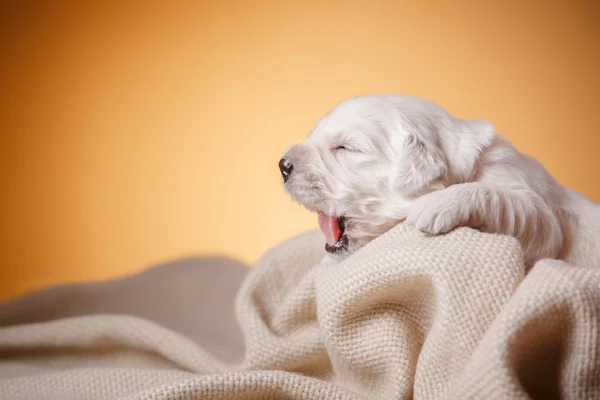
[406,189,469,235]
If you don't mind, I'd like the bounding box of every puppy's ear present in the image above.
[393,118,495,194]
[394,131,447,194]
[452,119,495,179]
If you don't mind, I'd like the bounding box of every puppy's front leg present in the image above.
[406,182,563,266]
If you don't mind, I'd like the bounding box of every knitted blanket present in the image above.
[0,225,598,399]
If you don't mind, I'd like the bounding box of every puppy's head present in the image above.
[280,94,494,259]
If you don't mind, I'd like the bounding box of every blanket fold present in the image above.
[0,225,598,400]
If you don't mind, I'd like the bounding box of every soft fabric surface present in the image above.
[0,225,598,399]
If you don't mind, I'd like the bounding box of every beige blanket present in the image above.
[0,224,599,399]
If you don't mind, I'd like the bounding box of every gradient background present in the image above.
[0,1,598,300]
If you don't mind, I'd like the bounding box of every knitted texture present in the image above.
[0,224,598,399]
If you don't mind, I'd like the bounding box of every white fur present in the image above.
[281,94,600,269]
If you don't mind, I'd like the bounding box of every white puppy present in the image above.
[279,94,600,269]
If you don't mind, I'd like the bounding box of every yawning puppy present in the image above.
[279,94,600,269]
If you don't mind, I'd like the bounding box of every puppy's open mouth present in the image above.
[318,212,348,254]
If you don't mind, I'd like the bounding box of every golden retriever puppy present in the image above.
[279,94,600,269]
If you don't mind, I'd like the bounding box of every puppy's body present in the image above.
[409,134,600,267]
[280,94,600,269]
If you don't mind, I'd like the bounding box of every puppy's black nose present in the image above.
[279,158,293,182]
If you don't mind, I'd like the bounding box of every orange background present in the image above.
[0,1,598,300]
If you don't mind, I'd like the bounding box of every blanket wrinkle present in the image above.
[1,224,599,400]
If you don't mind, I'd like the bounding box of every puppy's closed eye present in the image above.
[334,145,361,153]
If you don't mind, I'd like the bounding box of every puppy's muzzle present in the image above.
[279,158,293,182]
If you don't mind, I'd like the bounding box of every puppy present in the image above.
[279,94,600,269]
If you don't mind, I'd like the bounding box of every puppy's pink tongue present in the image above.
[318,212,341,246]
